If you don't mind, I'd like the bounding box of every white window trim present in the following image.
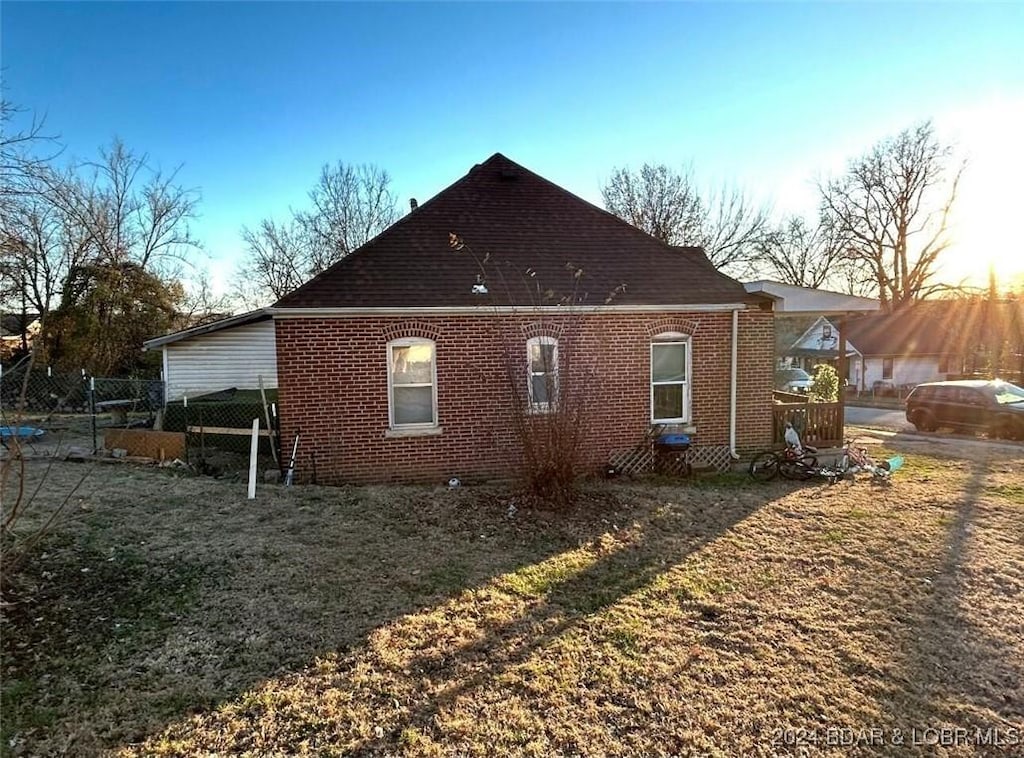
[527,335,558,412]
[650,333,691,424]
[387,337,438,430]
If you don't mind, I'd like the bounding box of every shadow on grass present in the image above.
[346,493,760,754]
[880,457,1024,736]
[1,465,770,755]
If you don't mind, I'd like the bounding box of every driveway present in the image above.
[845,404,1024,453]
[845,405,911,431]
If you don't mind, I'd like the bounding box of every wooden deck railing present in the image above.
[772,398,843,447]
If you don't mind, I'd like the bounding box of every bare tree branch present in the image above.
[752,215,851,289]
[820,121,964,311]
[601,163,768,276]
[234,161,399,307]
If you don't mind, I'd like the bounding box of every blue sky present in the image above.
[4,2,1023,293]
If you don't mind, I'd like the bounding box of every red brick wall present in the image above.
[275,310,774,484]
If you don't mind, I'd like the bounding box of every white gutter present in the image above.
[729,308,740,460]
[270,303,755,318]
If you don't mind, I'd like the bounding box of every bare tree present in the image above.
[0,99,60,205]
[300,163,398,271]
[1,123,210,372]
[176,267,233,327]
[36,139,201,273]
[3,137,201,322]
[236,218,311,307]
[0,100,69,318]
[0,180,93,317]
[601,163,769,275]
[601,164,704,247]
[235,162,398,307]
[754,215,850,289]
[820,121,965,311]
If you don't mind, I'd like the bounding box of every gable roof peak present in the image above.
[274,153,763,309]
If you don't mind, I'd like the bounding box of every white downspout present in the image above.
[162,347,170,406]
[729,308,740,460]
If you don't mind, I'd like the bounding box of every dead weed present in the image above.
[1,439,1022,757]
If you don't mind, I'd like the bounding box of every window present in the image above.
[881,357,894,380]
[527,336,558,410]
[651,335,690,423]
[958,388,986,407]
[822,324,833,339]
[388,338,437,428]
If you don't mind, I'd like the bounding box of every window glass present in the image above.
[527,337,557,409]
[652,344,687,383]
[530,375,550,405]
[391,344,433,384]
[994,382,1024,405]
[530,341,555,373]
[959,389,985,406]
[881,357,894,380]
[393,386,434,425]
[651,339,689,422]
[389,340,436,427]
[653,384,684,421]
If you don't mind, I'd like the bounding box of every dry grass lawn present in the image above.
[2,438,1022,756]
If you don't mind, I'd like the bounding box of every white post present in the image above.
[247,418,260,500]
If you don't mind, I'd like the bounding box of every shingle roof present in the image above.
[844,308,952,356]
[0,313,40,336]
[274,154,763,309]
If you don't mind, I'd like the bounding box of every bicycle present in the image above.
[748,440,819,482]
[823,438,904,484]
[750,429,904,485]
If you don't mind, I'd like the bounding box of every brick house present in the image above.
[272,154,774,484]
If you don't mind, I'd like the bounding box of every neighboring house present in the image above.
[143,309,276,402]
[784,315,859,374]
[743,281,879,315]
[774,297,1024,391]
[842,310,960,392]
[270,153,775,484]
[0,313,41,361]
[743,281,879,377]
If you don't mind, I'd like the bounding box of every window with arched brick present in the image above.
[651,332,691,423]
[387,338,437,428]
[527,336,558,411]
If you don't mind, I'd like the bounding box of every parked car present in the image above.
[904,379,1024,439]
[775,368,813,393]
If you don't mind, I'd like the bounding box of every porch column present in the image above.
[838,314,848,435]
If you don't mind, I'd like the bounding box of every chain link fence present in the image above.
[162,388,282,476]
[1,363,163,416]
[1,360,282,476]
[1,360,164,452]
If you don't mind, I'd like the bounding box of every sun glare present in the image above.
[940,97,1024,291]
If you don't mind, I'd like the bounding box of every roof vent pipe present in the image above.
[409,198,418,211]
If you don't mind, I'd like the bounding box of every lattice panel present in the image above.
[687,445,734,472]
[608,445,655,476]
[609,444,735,476]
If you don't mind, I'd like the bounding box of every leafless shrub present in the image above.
[1,352,93,595]
[449,234,624,508]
